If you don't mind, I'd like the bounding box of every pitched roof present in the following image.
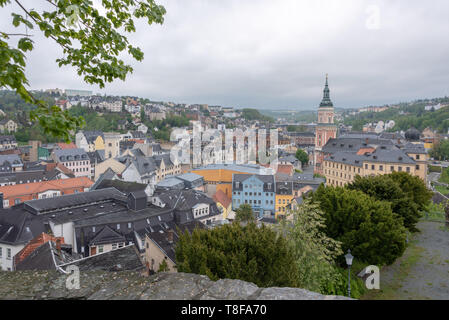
[53,148,89,162]
[89,225,126,246]
[23,187,123,215]
[0,209,46,245]
[0,177,93,199]
[276,164,294,176]
[56,142,77,150]
[14,240,77,271]
[213,190,231,208]
[59,245,145,272]
[14,233,65,265]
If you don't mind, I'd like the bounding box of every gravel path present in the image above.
[368,221,449,300]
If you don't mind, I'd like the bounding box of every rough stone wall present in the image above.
[0,271,351,300]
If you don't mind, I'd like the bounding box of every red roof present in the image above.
[213,190,231,208]
[14,233,65,264]
[57,142,77,150]
[276,164,294,176]
[357,148,376,155]
[0,176,93,198]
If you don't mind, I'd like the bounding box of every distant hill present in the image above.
[343,97,449,133]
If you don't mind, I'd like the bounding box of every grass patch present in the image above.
[434,185,449,195]
[424,203,446,222]
[361,239,425,300]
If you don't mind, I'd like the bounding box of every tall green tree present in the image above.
[430,140,449,160]
[276,199,343,294]
[295,148,309,166]
[311,185,407,266]
[347,174,421,232]
[234,204,255,223]
[175,223,299,288]
[0,0,166,141]
[389,172,433,213]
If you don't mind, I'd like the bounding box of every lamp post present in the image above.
[345,249,354,298]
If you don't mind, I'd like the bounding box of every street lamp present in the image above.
[345,249,354,298]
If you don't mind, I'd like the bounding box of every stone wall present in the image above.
[0,271,351,300]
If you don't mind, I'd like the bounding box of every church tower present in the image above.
[314,74,337,173]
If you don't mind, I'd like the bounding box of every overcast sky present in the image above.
[1,0,449,110]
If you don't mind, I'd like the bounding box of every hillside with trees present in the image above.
[343,97,449,132]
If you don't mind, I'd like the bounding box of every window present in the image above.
[7,248,11,259]
[14,198,21,205]
[379,165,383,171]
[98,245,104,253]
[371,165,375,170]
[128,222,132,229]
[112,243,118,250]
[117,224,120,230]
[406,167,410,173]
[391,166,394,171]
[0,247,2,257]
[398,166,402,172]
[416,155,420,160]
[416,165,420,170]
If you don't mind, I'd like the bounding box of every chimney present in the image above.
[167,229,174,243]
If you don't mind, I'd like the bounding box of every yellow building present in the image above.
[94,135,105,151]
[323,145,427,187]
[213,190,233,219]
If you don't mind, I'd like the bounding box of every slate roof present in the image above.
[325,147,416,166]
[89,226,126,246]
[83,131,104,143]
[133,156,157,176]
[145,220,205,263]
[401,142,428,155]
[89,168,118,190]
[0,154,22,167]
[15,241,77,271]
[92,179,148,196]
[0,209,46,245]
[87,150,105,164]
[53,148,89,162]
[23,187,125,215]
[232,174,275,192]
[321,137,393,154]
[59,245,145,272]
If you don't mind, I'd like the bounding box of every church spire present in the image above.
[319,74,333,108]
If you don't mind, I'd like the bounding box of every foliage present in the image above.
[276,200,343,295]
[424,202,446,222]
[157,259,170,272]
[311,185,407,266]
[175,222,299,288]
[295,148,309,166]
[428,165,443,173]
[347,174,422,232]
[144,114,189,142]
[241,108,274,123]
[68,105,128,132]
[343,98,449,133]
[430,140,449,161]
[0,0,166,141]
[439,167,449,184]
[234,204,255,223]
[389,172,433,213]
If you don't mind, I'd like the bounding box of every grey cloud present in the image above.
[1,0,448,109]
